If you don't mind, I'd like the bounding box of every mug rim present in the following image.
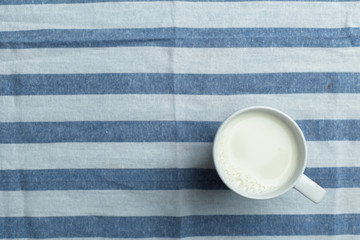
[213,106,308,200]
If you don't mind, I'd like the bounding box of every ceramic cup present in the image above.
[213,106,326,203]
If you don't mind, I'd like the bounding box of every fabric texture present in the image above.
[0,0,360,239]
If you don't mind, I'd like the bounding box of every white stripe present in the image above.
[0,2,173,31]
[3,94,358,122]
[0,142,213,170]
[175,94,360,121]
[0,2,359,31]
[1,47,359,74]
[0,95,173,122]
[0,141,358,170]
[308,141,360,168]
[0,188,358,217]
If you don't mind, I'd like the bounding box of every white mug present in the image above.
[213,106,326,203]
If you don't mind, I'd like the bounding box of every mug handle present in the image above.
[294,174,326,203]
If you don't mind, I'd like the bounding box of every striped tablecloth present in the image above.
[1,0,360,239]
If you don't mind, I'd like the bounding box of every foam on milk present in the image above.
[217,111,299,194]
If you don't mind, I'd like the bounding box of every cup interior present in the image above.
[213,106,307,199]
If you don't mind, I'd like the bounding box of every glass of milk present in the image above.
[213,106,326,203]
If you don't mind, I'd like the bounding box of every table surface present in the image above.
[1,0,360,239]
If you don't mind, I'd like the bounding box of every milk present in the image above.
[217,111,299,194]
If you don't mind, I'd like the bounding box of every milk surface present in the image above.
[217,111,299,194]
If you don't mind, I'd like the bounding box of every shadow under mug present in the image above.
[213,106,326,203]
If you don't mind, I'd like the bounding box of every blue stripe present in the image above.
[0,121,217,143]
[0,120,355,143]
[1,73,360,96]
[1,214,359,238]
[1,0,359,4]
[0,120,359,144]
[0,168,358,191]
[1,121,196,143]
[0,168,224,191]
[1,28,360,48]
